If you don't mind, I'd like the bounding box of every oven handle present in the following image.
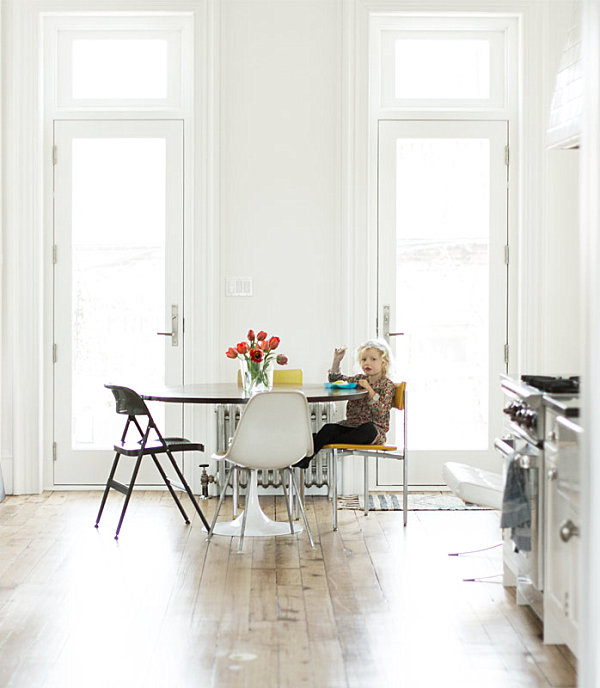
[494,436,515,457]
[508,422,542,448]
[494,437,537,469]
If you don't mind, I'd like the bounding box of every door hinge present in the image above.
[504,343,510,365]
[53,343,57,363]
[53,442,57,461]
[504,245,510,265]
[53,145,58,165]
[52,244,57,264]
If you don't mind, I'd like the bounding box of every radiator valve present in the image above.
[199,464,215,499]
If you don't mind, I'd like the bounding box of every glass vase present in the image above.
[239,357,274,394]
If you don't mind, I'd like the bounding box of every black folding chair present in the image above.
[95,384,210,539]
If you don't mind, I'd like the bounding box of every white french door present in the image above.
[377,120,508,487]
[53,120,185,485]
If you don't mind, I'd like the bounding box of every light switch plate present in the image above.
[225,277,253,297]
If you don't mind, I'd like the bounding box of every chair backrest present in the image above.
[227,390,314,470]
[236,368,303,386]
[393,382,406,411]
[274,368,303,385]
[105,384,151,417]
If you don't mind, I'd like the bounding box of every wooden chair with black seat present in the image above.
[95,384,210,539]
[325,382,407,530]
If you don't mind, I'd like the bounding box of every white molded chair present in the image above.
[231,368,304,516]
[208,390,315,553]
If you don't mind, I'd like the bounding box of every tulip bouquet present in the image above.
[226,329,288,393]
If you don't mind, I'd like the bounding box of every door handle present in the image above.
[382,304,404,343]
[156,305,179,347]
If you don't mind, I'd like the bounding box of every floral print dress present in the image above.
[328,371,396,445]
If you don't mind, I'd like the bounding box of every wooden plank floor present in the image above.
[0,491,577,688]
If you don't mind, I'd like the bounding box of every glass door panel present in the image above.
[54,120,184,485]
[378,120,508,486]
[395,137,490,450]
[72,137,167,449]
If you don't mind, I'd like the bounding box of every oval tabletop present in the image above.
[140,382,367,404]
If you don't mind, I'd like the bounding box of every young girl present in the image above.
[295,339,396,468]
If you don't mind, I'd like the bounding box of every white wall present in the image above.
[542,148,581,373]
[0,0,584,492]
[0,0,5,500]
[537,0,582,375]
[581,1,600,681]
[0,0,352,493]
[217,0,345,384]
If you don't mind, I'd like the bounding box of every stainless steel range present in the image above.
[495,374,580,620]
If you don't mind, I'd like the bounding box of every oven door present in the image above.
[494,436,544,618]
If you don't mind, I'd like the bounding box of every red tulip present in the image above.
[247,329,255,342]
[226,347,238,359]
[257,331,267,341]
[250,348,264,363]
[276,354,288,365]
[236,341,249,354]
[268,336,280,351]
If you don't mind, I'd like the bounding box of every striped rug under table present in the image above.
[337,492,493,511]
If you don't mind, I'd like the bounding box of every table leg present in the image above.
[212,470,304,537]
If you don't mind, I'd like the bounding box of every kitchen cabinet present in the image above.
[543,415,581,656]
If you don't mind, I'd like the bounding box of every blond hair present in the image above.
[356,338,392,377]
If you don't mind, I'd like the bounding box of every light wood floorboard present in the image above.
[0,491,577,688]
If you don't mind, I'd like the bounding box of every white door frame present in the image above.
[0,1,218,494]
[337,4,529,496]
[376,119,509,487]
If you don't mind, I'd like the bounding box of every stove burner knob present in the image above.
[503,401,521,420]
[515,407,528,424]
[525,410,538,429]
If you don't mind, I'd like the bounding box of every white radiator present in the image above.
[214,402,334,489]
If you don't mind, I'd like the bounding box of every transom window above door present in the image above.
[70,36,170,100]
[45,15,192,112]
[374,18,512,112]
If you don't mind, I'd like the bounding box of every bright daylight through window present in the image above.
[394,137,490,450]
[71,138,166,449]
[394,38,490,100]
[71,39,168,99]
